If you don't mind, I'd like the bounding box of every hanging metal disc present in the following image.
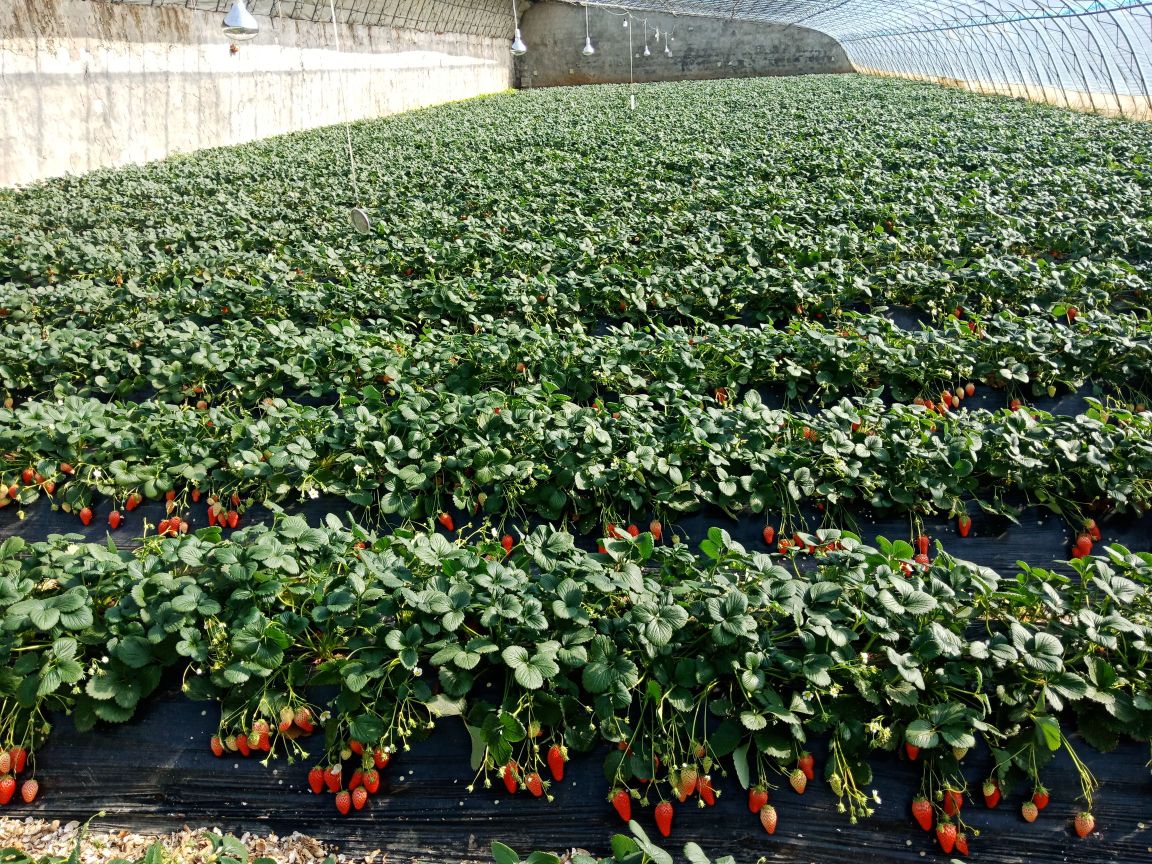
[349,207,372,235]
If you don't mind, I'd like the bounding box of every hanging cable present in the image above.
[327,0,361,203]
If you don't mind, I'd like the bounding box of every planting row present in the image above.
[1,391,1150,532]
[1,306,1148,408]
[0,517,1147,852]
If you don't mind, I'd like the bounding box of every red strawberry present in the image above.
[349,740,364,756]
[1086,520,1101,542]
[912,796,933,831]
[760,803,777,834]
[191,488,201,503]
[42,481,54,494]
[936,820,957,854]
[210,736,224,757]
[1073,811,1094,838]
[654,801,673,837]
[905,742,920,761]
[230,493,241,507]
[943,788,963,816]
[363,769,380,794]
[1075,534,1092,555]
[235,734,250,757]
[335,790,351,815]
[965,383,975,397]
[788,769,806,794]
[325,765,342,793]
[547,744,565,781]
[108,510,122,530]
[125,492,141,511]
[626,524,639,538]
[307,767,324,794]
[75,505,92,526]
[10,749,26,774]
[797,751,815,781]
[227,510,239,529]
[20,469,33,485]
[611,788,631,822]
[1067,306,1079,321]
[60,463,74,475]
[526,772,544,797]
[352,786,368,810]
[649,520,663,541]
[6,485,17,500]
[349,769,363,791]
[955,833,970,856]
[957,514,972,537]
[0,776,13,805]
[207,509,217,527]
[18,779,36,804]
[437,512,455,532]
[982,779,1001,808]
[762,525,775,546]
[698,775,715,805]
[294,707,313,733]
[372,747,389,769]
[1032,786,1049,810]
[501,535,514,555]
[677,766,698,801]
[914,552,930,567]
[502,760,518,794]
[1021,801,1038,822]
[916,534,930,555]
[748,786,769,814]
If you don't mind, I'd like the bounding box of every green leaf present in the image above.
[492,841,521,864]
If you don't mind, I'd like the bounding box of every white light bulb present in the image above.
[643,45,651,56]
[583,36,595,55]
[511,28,527,55]
[222,0,259,41]
[623,19,628,27]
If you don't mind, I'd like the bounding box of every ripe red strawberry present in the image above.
[372,747,389,769]
[525,772,544,797]
[547,744,565,781]
[6,485,16,500]
[1067,306,1079,321]
[698,775,715,805]
[611,788,631,822]
[501,535,514,555]
[20,779,37,803]
[1073,811,1094,838]
[1032,786,1049,810]
[60,463,74,475]
[916,534,930,555]
[1021,801,1038,822]
[191,488,201,503]
[912,796,933,831]
[20,469,33,485]
[363,769,380,794]
[788,769,806,794]
[0,776,13,805]
[108,510,122,530]
[352,786,368,810]
[126,492,142,511]
[294,707,313,733]
[626,524,639,538]
[349,740,363,756]
[955,833,970,856]
[797,751,814,781]
[502,760,518,794]
[654,801,673,837]
[335,790,351,815]
[943,788,963,816]
[914,552,930,567]
[10,748,26,774]
[677,766,698,801]
[437,512,455,532]
[982,779,1001,808]
[207,509,217,527]
[1086,519,1101,541]
[905,742,920,761]
[957,514,972,537]
[1075,534,1092,555]
[349,769,363,791]
[936,821,957,854]
[325,765,342,793]
[235,734,250,757]
[748,786,769,814]
[79,506,93,526]
[762,525,775,546]
[277,707,294,732]
[42,481,54,495]
[210,736,224,757]
[649,520,663,541]
[760,804,777,834]
[227,510,239,529]
[965,383,975,397]
[307,767,324,794]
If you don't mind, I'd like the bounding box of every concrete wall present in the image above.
[0,0,513,187]
[518,1,851,88]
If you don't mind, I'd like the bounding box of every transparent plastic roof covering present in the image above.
[94,0,1152,114]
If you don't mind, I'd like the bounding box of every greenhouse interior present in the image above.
[1,0,1151,862]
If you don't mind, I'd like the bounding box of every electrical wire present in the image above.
[327,0,361,202]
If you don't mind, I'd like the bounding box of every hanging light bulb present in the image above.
[583,36,595,56]
[511,28,527,55]
[222,0,259,41]
[623,18,628,27]
[643,44,650,57]
[664,45,671,56]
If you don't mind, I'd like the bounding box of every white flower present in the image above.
[413,666,423,677]
[308,488,320,499]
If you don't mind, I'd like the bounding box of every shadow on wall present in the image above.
[518,1,852,88]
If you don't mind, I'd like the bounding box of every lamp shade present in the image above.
[582,36,595,56]
[223,0,259,41]
[511,28,527,55]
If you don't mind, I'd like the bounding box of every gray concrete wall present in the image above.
[518,1,851,88]
[0,0,513,187]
